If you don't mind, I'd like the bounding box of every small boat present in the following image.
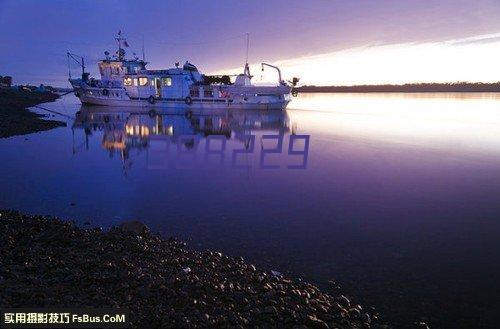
[68,32,296,111]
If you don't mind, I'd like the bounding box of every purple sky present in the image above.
[1,0,500,86]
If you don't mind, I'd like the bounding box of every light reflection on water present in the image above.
[289,92,500,158]
[72,107,309,173]
[1,93,500,328]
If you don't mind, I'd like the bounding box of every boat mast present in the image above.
[66,52,85,79]
[115,30,125,61]
[245,33,249,65]
[142,34,146,62]
[244,33,250,76]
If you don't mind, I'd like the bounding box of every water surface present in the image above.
[1,93,500,328]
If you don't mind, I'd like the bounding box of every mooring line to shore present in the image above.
[33,105,75,120]
[57,90,74,97]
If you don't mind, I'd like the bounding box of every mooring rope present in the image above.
[33,105,75,120]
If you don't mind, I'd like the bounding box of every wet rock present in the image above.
[337,295,350,308]
[349,308,361,318]
[264,306,278,315]
[415,322,430,329]
[306,315,330,329]
[264,290,276,299]
[0,210,378,329]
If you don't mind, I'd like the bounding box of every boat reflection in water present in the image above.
[72,106,309,173]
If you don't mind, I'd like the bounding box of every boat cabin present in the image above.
[120,62,206,100]
[98,59,147,84]
[122,70,188,99]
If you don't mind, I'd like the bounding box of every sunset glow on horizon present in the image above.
[216,33,500,86]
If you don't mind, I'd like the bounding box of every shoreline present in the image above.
[295,90,500,94]
[0,210,385,328]
[294,83,500,94]
[0,89,66,139]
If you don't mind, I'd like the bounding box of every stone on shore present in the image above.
[0,210,384,328]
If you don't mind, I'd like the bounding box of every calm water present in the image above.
[2,93,500,328]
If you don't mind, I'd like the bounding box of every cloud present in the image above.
[445,32,500,45]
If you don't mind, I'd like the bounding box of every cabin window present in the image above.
[190,88,200,97]
[138,77,148,86]
[203,89,213,97]
[123,77,133,86]
[161,77,172,86]
[133,78,139,86]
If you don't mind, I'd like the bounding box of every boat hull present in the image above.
[78,94,290,111]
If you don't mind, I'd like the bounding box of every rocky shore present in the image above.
[0,89,65,138]
[0,210,385,328]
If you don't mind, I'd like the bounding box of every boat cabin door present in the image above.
[153,78,161,98]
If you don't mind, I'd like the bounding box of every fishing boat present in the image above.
[68,32,297,111]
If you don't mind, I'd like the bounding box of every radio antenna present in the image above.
[142,34,146,61]
[245,33,250,65]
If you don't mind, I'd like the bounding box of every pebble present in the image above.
[337,295,351,308]
[349,308,361,318]
[0,210,378,328]
[306,315,330,329]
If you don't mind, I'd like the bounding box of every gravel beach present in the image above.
[0,89,65,138]
[0,210,386,328]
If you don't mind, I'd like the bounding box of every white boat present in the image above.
[68,32,296,111]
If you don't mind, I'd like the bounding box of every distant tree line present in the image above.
[294,82,500,93]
